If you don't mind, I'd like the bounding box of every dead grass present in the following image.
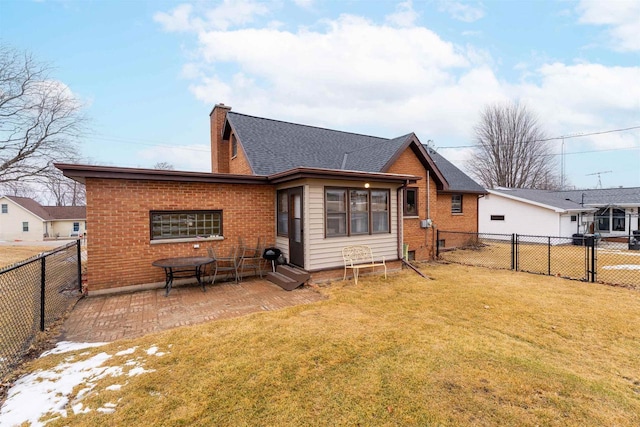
[0,245,55,269]
[440,241,640,287]
[19,265,640,426]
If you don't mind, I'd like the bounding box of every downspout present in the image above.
[398,181,408,260]
[427,170,431,219]
[426,170,431,258]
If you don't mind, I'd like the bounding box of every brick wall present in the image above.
[228,137,254,175]
[210,104,231,173]
[85,178,275,292]
[386,147,438,260]
[436,193,479,232]
[435,193,480,248]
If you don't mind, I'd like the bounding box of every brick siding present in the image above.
[386,148,438,260]
[229,138,254,175]
[85,178,275,292]
[435,193,480,248]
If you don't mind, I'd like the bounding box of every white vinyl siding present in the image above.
[305,180,398,271]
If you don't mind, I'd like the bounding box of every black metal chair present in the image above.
[238,237,265,280]
[207,246,238,284]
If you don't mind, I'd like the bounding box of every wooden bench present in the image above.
[342,245,387,285]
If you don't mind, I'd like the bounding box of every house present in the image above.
[57,104,484,295]
[0,195,86,242]
[479,187,640,238]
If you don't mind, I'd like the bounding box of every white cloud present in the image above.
[385,0,419,28]
[154,3,198,32]
[513,63,640,137]
[184,13,496,138]
[437,1,485,23]
[577,0,640,51]
[154,0,270,32]
[293,0,314,9]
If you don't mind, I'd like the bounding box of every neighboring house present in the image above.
[0,195,86,242]
[479,187,640,238]
[57,104,484,295]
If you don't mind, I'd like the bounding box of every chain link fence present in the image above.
[437,231,639,288]
[0,240,82,380]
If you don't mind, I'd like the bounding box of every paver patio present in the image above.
[62,279,326,342]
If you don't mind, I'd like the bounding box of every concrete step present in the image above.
[266,271,303,291]
[276,265,311,283]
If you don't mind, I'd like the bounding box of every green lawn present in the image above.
[18,264,640,426]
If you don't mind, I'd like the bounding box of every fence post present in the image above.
[510,234,515,270]
[590,236,597,283]
[77,239,82,292]
[40,256,46,332]
[436,230,440,257]
[547,237,551,276]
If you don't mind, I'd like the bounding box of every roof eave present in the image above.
[380,134,449,190]
[268,167,421,185]
[55,163,270,185]
[487,190,579,213]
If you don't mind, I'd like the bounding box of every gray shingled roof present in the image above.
[227,112,412,175]
[554,187,640,206]
[425,147,485,193]
[490,187,640,210]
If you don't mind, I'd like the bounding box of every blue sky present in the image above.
[1,0,639,189]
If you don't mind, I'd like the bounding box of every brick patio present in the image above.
[62,279,326,342]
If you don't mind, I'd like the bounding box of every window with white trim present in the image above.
[1,204,7,214]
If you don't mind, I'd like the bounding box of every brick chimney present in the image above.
[210,103,231,173]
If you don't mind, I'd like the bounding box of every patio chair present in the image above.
[207,246,238,284]
[238,236,265,281]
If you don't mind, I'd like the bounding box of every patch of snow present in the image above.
[146,345,159,355]
[0,352,112,426]
[602,264,640,270]
[0,344,164,426]
[128,366,153,377]
[599,250,640,257]
[40,341,106,357]
[115,347,138,356]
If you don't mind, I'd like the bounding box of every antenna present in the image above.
[585,170,612,189]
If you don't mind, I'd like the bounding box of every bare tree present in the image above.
[0,44,85,186]
[467,102,560,190]
[0,180,42,202]
[41,165,86,206]
[153,161,175,170]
